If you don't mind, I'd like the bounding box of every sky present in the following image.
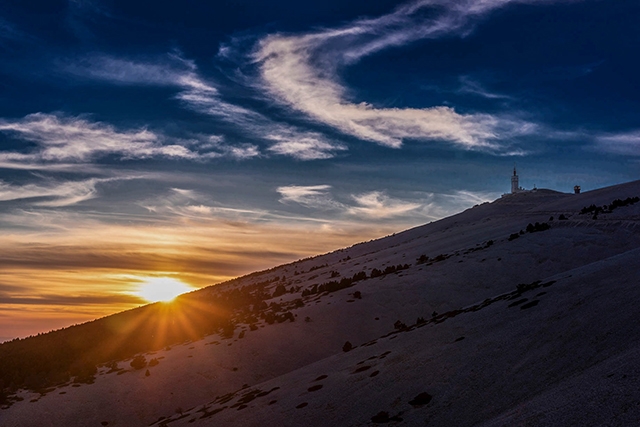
[0,0,639,341]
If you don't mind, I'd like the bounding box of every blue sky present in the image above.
[0,0,639,339]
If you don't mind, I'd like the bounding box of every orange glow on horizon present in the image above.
[0,212,408,340]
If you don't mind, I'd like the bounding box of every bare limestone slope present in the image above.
[2,180,640,426]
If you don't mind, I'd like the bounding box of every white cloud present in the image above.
[0,113,194,162]
[170,188,198,199]
[445,190,498,207]
[347,191,422,218]
[595,131,640,156]
[185,205,213,215]
[277,185,336,209]
[268,133,346,160]
[0,113,255,165]
[67,54,194,87]
[65,53,345,160]
[278,185,429,218]
[457,76,512,100]
[0,177,121,207]
[252,0,550,151]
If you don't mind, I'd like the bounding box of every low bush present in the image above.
[130,355,147,370]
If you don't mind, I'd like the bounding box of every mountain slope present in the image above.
[2,180,640,426]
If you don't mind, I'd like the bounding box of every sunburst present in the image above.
[136,277,192,303]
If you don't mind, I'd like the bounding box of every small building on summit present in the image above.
[511,167,526,194]
[502,167,532,198]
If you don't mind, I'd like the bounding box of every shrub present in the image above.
[272,285,287,298]
[393,320,407,331]
[148,358,159,367]
[221,320,235,339]
[523,222,550,234]
[264,312,276,325]
[352,271,367,282]
[130,355,147,370]
[342,341,353,352]
[408,392,433,406]
[278,312,294,323]
[371,412,390,423]
[416,254,429,264]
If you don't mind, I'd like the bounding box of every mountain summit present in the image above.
[2,180,640,426]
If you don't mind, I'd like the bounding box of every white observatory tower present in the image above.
[511,167,519,194]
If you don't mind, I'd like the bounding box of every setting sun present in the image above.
[136,277,193,303]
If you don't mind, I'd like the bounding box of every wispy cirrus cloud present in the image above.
[446,189,498,206]
[0,113,256,166]
[0,113,186,162]
[0,176,137,207]
[66,53,194,87]
[267,133,346,160]
[457,76,512,100]
[278,184,424,219]
[66,54,345,160]
[347,191,422,218]
[277,184,336,209]
[594,130,640,156]
[277,183,499,221]
[252,0,559,151]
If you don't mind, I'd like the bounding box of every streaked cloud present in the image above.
[457,76,512,100]
[0,113,191,162]
[0,113,255,166]
[279,184,425,219]
[66,53,195,87]
[0,177,117,207]
[595,130,640,156]
[252,0,552,151]
[449,189,498,205]
[277,184,335,208]
[66,54,346,160]
[347,191,422,218]
[267,132,346,160]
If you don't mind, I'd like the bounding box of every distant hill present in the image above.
[2,180,640,426]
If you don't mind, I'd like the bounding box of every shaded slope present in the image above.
[165,247,640,426]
